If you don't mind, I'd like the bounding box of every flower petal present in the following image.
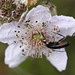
[46,48,68,72]
[51,15,75,36]
[0,21,18,44]
[0,21,26,44]
[5,42,29,68]
[25,5,52,25]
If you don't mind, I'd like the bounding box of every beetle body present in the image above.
[45,41,70,49]
[43,32,75,49]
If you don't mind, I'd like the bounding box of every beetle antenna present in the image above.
[52,32,66,42]
[52,49,65,52]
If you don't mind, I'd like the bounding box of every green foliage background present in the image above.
[0,0,75,75]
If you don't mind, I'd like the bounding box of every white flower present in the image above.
[14,0,28,6]
[0,5,75,72]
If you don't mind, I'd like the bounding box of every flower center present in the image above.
[32,34,43,41]
[14,21,60,58]
[32,33,45,49]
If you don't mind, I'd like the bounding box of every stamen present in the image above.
[20,45,22,48]
[22,53,25,56]
[14,41,16,43]
[18,26,20,28]
[14,21,60,58]
[14,31,16,32]
[22,49,24,52]
[35,21,38,23]
[22,38,24,40]
[16,34,19,38]
[18,31,20,33]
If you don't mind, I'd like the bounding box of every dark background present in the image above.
[0,0,75,75]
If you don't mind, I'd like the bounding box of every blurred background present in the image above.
[0,0,75,75]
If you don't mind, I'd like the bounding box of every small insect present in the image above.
[43,32,75,51]
[45,0,50,4]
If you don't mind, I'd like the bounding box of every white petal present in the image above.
[0,21,18,44]
[25,5,52,25]
[51,15,75,36]
[0,21,26,44]
[5,42,29,68]
[46,48,68,72]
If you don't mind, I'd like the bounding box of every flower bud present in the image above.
[26,0,38,7]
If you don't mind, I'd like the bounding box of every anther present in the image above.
[14,31,16,32]
[36,21,38,23]
[14,41,16,43]
[25,32,27,34]
[20,45,22,48]
[18,26,20,28]
[26,20,30,23]
[22,53,25,56]
[16,34,19,38]
[22,38,24,40]
[22,49,24,52]
[18,31,20,33]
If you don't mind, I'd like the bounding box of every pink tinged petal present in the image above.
[25,5,52,24]
[46,48,68,72]
[5,42,29,68]
[51,15,75,36]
